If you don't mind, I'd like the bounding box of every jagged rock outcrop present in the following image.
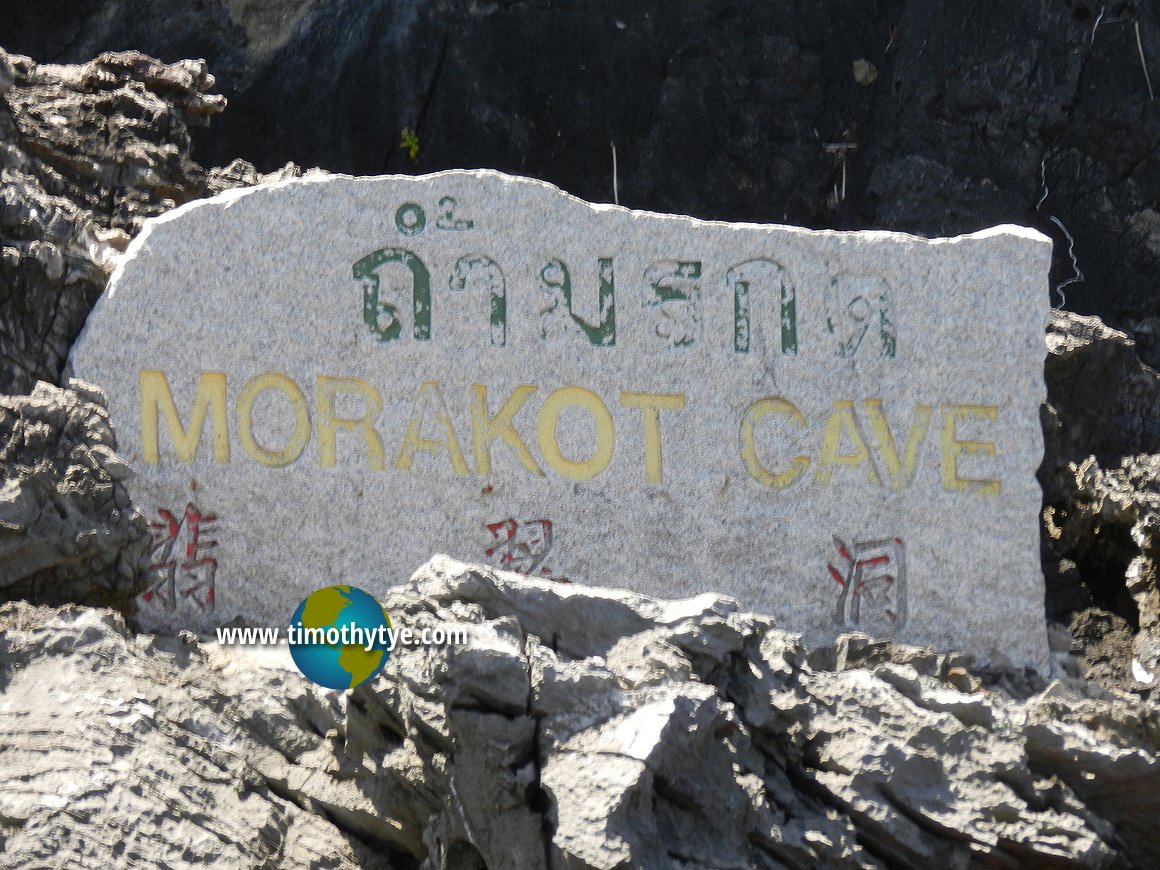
[1042,312,1160,499]
[0,48,223,394]
[2,557,1158,868]
[3,50,225,229]
[8,2,1160,364]
[0,379,149,607]
[0,47,298,395]
[1042,311,1160,688]
[1047,455,1160,682]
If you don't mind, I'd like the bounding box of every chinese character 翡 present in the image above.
[143,502,218,612]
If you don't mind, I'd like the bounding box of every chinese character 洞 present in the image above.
[143,502,218,612]
[828,536,906,630]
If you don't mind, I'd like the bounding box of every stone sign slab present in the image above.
[68,170,1052,670]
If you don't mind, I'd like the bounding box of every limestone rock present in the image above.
[0,48,219,394]
[1042,311,1160,503]
[0,379,149,607]
[0,47,299,396]
[1046,455,1160,681]
[3,556,1159,868]
[0,602,396,869]
[3,49,224,233]
[1068,607,1138,691]
[1042,311,1160,688]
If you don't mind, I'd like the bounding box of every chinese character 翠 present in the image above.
[484,518,568,582]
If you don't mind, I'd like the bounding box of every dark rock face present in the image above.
[0,379,149,608]
[3,559,1159,869]
[8,1,1160,361]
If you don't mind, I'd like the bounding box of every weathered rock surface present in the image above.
[2,556,1158,868]
[1047,455,1160,682]
[0,47,297,395]
[0,48,226,394]
[0,379,149,608]
[7,1,1160,364]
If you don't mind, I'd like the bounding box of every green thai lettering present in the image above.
[826,274,895,358]
[394,203,426,236]
[436,196,474,230]
[539,257,616,347]
[880,305,897,358]
[644,260,701,348]
[728,258,797,354]
[450,254,506,346]
[354,248,432,344]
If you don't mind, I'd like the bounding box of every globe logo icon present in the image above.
[288,585,391,690]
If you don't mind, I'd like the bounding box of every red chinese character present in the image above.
[828,536,906,629]
[484,518,568,582]
[143,502,218,612]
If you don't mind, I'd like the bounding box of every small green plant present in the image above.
[400,128,420,162]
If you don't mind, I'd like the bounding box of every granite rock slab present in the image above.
[68,169,1052,669]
